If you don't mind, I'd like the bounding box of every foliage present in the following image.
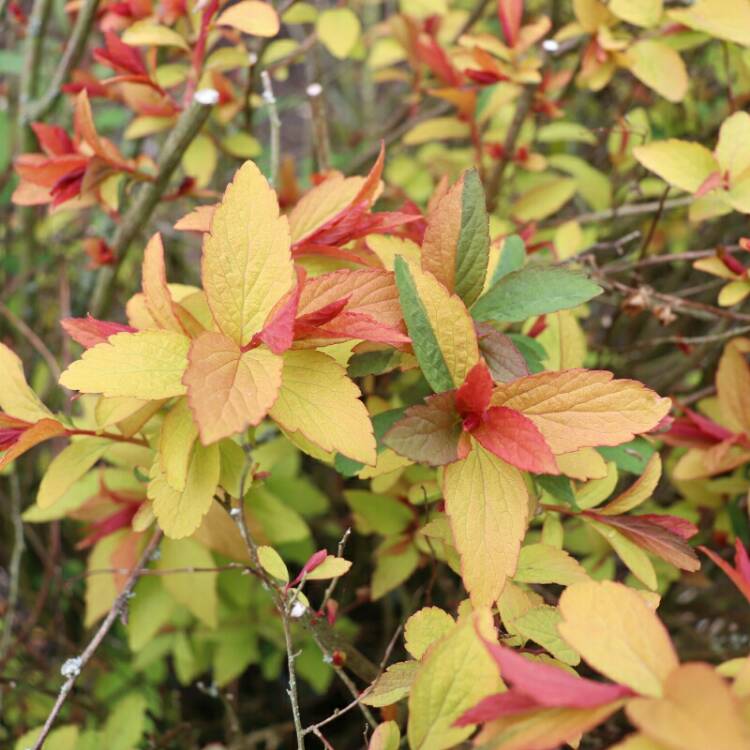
[3,0,750,749]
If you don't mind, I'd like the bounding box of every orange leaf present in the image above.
[0,419,66,470]
[141,233,183,333]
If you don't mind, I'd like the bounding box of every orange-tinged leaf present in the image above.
[558,580,678,697]
[0,419,66,470]
[269,350,375,465]
[716,337,750,435]
[0,342,54,422]
[174,204,215,232]
[149,442,220,539]
[202,160,294,346]
[183,332,283,445]
[442,442,529,607]
[141,233,183,333]
[59,331,189,400]
[216,0,280,36]
[626,663,750,750]
[490,369,671,454]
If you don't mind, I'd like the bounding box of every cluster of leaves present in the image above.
[4,0,750,749]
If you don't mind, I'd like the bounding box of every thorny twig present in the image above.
[28,530,162,750]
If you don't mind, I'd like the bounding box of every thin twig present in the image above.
[620,325,750,352]
[320,528,351,610]
[29,530,162,750]
[307,83,331,173]
[603,244,740,273]
[546,195,694,228]
[261,71,281,188]
[90,94,215,317]
[24,0,101,122]
[0,301,61,380]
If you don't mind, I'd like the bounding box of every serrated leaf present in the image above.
[472,265,602,323]
[270,350,375,465]
[404,606,455,660]
[60,330,190,399]
[362,661,418,707]
[442,442,528,607]
[407,610,502,750]
[183,331,283,445]
[202,160,294,346]
[491,369,671,454]
[421,169,489,307]
[395,256,479,392]
[515,543,589,586]
[558,580,678,697]
[149,442,220,539]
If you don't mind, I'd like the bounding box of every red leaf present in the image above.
[455,692,538,726]
[636,513,698,540]
[287,549,328,589]
[498,0,524,47]
[455,360,493,418]
[700,542,750,604]
[252,272,304,354]
[61,315,136,348]
[31,123,74,157]
[484,641,634,708]
[472,406,559,474]
[94,31,147,75]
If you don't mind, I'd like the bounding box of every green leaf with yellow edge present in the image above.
[407,610,502,750]
[610,0,663,27]
[558,580,679,697]
[513,605,581,665]
[202,160,294,346]
[159,397,198,492]
[369,721,401,750]
[270,349,375,465]
[216,0,280,37]
[633,139,719,193]
[442,441,529,608]
[36,437,109,509]
[394,256,479,392]
[149,442,220,539]
[404,606,455,660]
[158,537,218,627]
[362,661,418,707]
[316,7,361,58]
[122,20,189,49]
[575,461,618,509]
[60,330,189,400]
[0,342,53,422]
[512,178,577,222]
[668,0,750,47]
[472,265,601,324]
[403,117,471,146]
[514,543,589,586]
[625,40,688,104]
[184,332,283,445]
[421,169,489,308]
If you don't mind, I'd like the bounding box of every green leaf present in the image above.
[597,437,656,474]
[491,234,526,285]
[471,265,602,323]
[508,333,547,373]
[101,693,148,750]
[455,169,490,306]
[537,474,578,508]
[335,408,406,476]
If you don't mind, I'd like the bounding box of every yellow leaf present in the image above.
[182,133,217,188]
[403,117,471,146]
[600,453,661,514]
[216,0,280,37]
[367,234,422,270]
[610,0,663,27]
[305,555,352,580]
[669,0,750,47]
[608,736,670,750]
[37,437,109,509]
[514,543,589,586]
[258,545,289,581]
[491,369,671,454]
[535,310,587,370]
[627,663,750,750]
[159,537,218,627]
[574,461,618,509]
[159,398,198,492]
[513,605,581,665]
[60,331,189,400]
[715,112,750,177]
[512,178,577,222]
[0,419,66,470]
[573,0,615,31]
[149,442,220,539]
[407,610,502,750]
[85,532,123,626]
[633,140,719,193]
[718,280,750,306]
[316,7,361,59]
[270,350,376,465]
[626,40,687,103]
[202,160,294,346]
[0,342,52,422]
[183,332,283,445]
[442,442,528,607]
[362,661,418,707]
[141,233,183,333]
[556,447,608,480]
[404,606,455,660]
[716,337,750,435]
[558,580,678,697]
[122,20,189,49]
[125,115,176,140]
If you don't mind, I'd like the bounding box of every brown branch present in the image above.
[546,195,694,228]
[0,301,61,380]
[29,530,162,750]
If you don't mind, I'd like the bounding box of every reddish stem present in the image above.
[183,0,220,106]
